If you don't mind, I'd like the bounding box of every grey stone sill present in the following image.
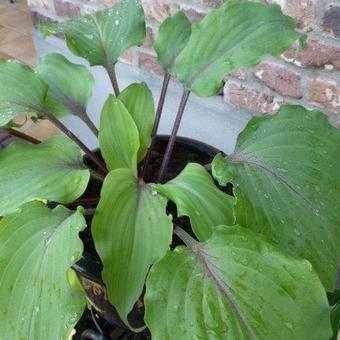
[32,30,255,155]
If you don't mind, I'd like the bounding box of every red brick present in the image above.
[54,0,81,17]
[284,40,340,71]
[138,51,164,75]
[324,5,340,38]
[253,62,303,99]
[119,49,135,65]
[142,0,171,23]
[202,0,223,8]
[309,80,340,114]
[224,81,282,115]
[228,68,247,81]
[143,26,154,48]
[284,0,316,32]
[181,7,206,22]
[260,0,316,32]
[101,0,121,6]
[31,11,58,29]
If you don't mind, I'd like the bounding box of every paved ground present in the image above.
[0,0,59,140]
[0,0,36,66]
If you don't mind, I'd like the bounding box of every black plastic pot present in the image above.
[72,135,223,338]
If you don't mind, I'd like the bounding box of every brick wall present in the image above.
[27,0,340,126]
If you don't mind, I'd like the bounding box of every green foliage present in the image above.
[212,105,340,291]
[0,1,338,339]
[0,135,90,216]
[36,53,94,118]
[118,83,155,161]
[40,0,145,68]
[171,1,301,96]
[0,60,47,125]
[0,202,86,339]
[99,95,140,174]
[145,226,331,339]
[154,11,192,71]
[155,163,235,241]
[92,169,172,327]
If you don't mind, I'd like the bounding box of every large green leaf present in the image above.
[0,60,47,126]
[36,53,94,118]
[212,105,340,291]
[118,83,155,161]
[145,226,331,339]
[41,0,145,67]
[98,95,140,174]
[0,135,90,216]
[155,163,235,241]
[0,202,86,339]
[92,169,172,327]
[171,1,301,97]
[154,11,192,71]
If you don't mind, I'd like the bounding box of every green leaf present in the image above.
[0,135,90,216]
[92,169,172,327]
[145,226,331,340]
[0,202,86,339]
[0,60,47,126]
[154,11,192,71]
[98,95,140,174]
[212,105,340,291]
[41,0,145,67]
[155,163,235,241]
[331,303,340,340]
[118,83,155,161]
[171,1,301,97]
[36,53,94,118]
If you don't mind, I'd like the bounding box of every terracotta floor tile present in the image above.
[0,0,54,140]
[0,26,21,45]
[0,9,33,34]
[21,120,60,141]
[0,34,35,59]
[10,0,30,12]
[18,46,37,66]
[0,50,13,60]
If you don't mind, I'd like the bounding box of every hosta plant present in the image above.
[0,0,339,339]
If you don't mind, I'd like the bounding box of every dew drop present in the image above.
[293,228,301,236]
[73,177,81,184]
[284,322,293,329]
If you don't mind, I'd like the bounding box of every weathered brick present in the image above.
[181,6,206,22]
[284,40,340,71]
[101,0,121,6]
[324,6,340,38]
[253,62,303,99]
[30,11,59,30]
[54,0,81,17]
[202,0,222,8]
[260,0,316,31]
[284,0,316,32]
[309,80,340,113]
[27,0,55,11]
[142,0,171,23]
[224,81,282,115]
[119,48,135,65]
[138,51,164,75]
[143,26,154,48]
[228,68,247,81]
